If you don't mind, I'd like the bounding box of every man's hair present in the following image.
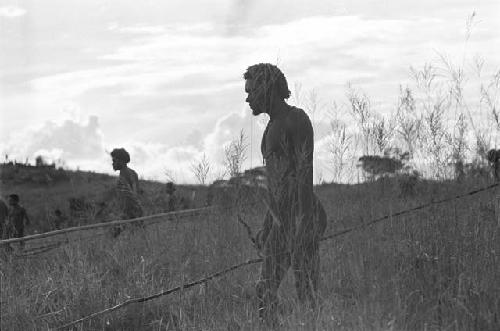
[110,148,130,163]
[243,63,291,100]
[488,149,499,163]
[9,194,19,202]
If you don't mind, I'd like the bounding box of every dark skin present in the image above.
[0,199,8,239]
[245,77,315,241]
[487,149,500,181]
[112,156,140,194]
[245,72,327,322]
[8,197,30,227]
[109,155,144,235]
[7,197,30,245]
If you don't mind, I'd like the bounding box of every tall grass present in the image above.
[1,176,499,330]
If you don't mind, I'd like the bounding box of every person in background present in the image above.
[110,148,144,236]
[53,209,67,230]
[6,194,31,249]
[165,181,177,212]
[244,63,327,325]
[0,199,8,239]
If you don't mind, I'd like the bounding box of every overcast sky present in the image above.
[1,0,499,183]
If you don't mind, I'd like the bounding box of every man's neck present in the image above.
[268,100,288,120]
[119,167,128,176]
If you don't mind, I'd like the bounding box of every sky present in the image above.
[1,0,499,183]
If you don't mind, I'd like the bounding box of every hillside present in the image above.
[0,164,210,233]
[1,165,499,330]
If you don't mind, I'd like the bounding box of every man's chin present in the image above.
[252,108,263,116]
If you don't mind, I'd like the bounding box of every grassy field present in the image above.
[1,172,499,330]
[0,167,209,233]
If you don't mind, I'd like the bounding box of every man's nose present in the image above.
[245,95,250,103]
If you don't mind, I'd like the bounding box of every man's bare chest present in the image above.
[9,207,24,221]
[262,120,291,159]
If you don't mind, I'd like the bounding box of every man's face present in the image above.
[112,157,125,171]
[8,197,17,206]
[245,78,267,116]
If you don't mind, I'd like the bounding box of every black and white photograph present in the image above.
[1,0,499,330]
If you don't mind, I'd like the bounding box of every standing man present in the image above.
[110,148,144,235]
[244,63,327,323]
[165,182,177,212]
[487,149,500,181]
[6,194,30,248]
[53,209,67,230]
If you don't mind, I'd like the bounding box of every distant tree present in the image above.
[451,113,469,180]
[396,86,421,158]
[164,169,177,183]
[328,120,353,182]
[371,115,395,155]
[191,153,211,185]
[358,155,403,180]
[224,129,248,178]
[347,84,372,155]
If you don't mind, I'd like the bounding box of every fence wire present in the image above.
[0,207,214,246]
[49,182,499,330]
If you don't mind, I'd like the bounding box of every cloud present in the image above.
[107,24,166,35]
[2,116,107,167]
[0,6,26,18]
[203,108,266,168]
[3,2,500,184]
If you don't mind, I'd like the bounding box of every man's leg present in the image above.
[293,195,327,305]
[256,225,290,325]
[15,227,25,250]
[293,237,317,304]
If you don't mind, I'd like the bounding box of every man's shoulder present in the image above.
[286,106,312,128]
[11,205,26,214]
[125,167,139,179]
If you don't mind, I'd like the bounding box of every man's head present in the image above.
[54,209,62,216]
[8,194,19,206]
[244,63,290,115]
[487,149,500,164]
[110,148,130,171]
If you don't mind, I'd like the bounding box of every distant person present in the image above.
[0,199,8,239]
[53,209,67,230]
[165,181,177,212]
[487,149,500,181]
[110,148,144,236]
[244,63,327,324]
[6,194,30,248]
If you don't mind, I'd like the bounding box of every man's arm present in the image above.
[23,208,30,226]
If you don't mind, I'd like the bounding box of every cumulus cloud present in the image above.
[203,107,266,168]
[2,115,107,168]
[3,1,500,184]
[0,6,26,18]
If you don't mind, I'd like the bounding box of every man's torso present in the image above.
[0,200,8,223]
[8,205,26,230]
[261,106,312,188]
[116,167,143,218]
